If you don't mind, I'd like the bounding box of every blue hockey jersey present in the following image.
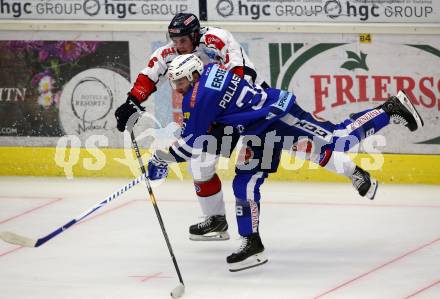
[157,63,296,163]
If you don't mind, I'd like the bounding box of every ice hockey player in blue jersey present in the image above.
[145,54,424,272]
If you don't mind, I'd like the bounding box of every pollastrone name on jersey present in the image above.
[219,74,241,109]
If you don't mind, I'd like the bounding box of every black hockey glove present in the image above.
[115,95,145,132]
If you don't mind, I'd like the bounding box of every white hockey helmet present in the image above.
[168,54,204,88]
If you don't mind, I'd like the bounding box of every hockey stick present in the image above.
[0,174,146,248]
[130,131,185,299]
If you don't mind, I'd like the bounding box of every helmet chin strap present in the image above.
[192,72,201,84]
[192,32,200,48]
[185,75,199,94]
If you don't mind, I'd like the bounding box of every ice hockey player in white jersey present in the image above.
[115,13,263,241]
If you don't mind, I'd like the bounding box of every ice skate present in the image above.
[227,233,268,272]
[382,90,424,132]
[189,215,230,241]
[351,166,378,200]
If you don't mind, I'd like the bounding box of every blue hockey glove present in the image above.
[147,154,169,180]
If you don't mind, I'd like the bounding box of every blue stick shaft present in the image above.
[34,174,146,247]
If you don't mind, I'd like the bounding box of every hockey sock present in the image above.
[194,174,226,216]
[323,151,357,178]
[235,199,260,236]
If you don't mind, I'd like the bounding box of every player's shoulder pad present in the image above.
[151,41,177,60]
[199,63,231,94]
[201,27,229,51]
[201,63,217,76]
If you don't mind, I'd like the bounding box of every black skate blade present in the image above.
[228,253,268,272]
[366,178,378,200]
[189,231,230,241]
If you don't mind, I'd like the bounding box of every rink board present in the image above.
[0,147,439,184]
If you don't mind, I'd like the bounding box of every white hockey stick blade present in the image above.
[0,231,37,247]
[170,283,185,298]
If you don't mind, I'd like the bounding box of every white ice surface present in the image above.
[1,176,439,299]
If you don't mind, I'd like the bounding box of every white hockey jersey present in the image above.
[130,27,257,103]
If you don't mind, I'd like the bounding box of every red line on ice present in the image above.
[403,280,440,299]
[0,246,22,257]
[312,236,440,298]
[141,197,440,209]
[129,272,172,282]
[79,199,140,224]
[0,199,139,258]
[265,201,440,209]
[0,198,62,225]
[0,195,60,200]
